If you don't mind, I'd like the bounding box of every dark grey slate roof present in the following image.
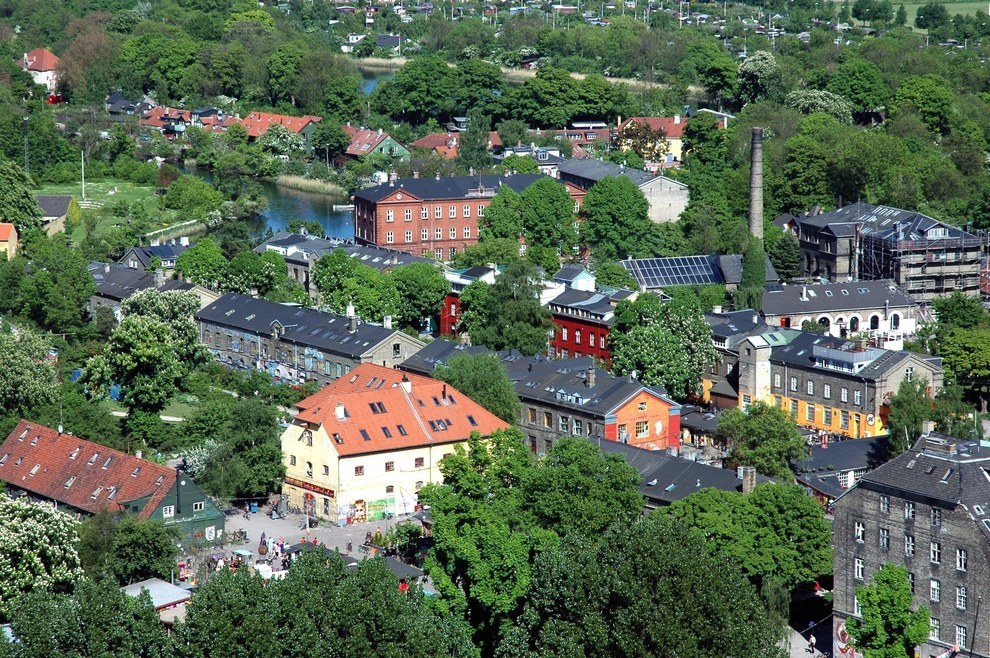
[773,213,797,229]
[376,34,401,48]
[767,331,910,381]
[853,433,990,539]
[705,309,763,344]
[398,339,507,376]
[715,254,779,285]
[679,405,718,433]
[557,159,658,187]
[460,265,497,279]
[546,289,616,324]
[794,436,890,475]
[762,280,917,316]
[35,195,72,218]
[121,244,190,268]
[514,356,676,417]
[195,293,412,358]
[552,264,589,283]
[353,173,545,204]
[89,266,157,302]
[598,439,773,505]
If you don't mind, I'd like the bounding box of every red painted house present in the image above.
[545,285,636,368]
[353,173,579,261]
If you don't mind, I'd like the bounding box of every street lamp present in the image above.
[22,116,29,174]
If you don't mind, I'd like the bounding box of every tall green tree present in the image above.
[519,177,576,252]
[581,175,655,261]
[497,514,786,658]
[175,237,229,288]
[461,260,553,355]
[480,187,524,241]
[17,235,95,333]
[938,326,990,412]
[434,352,521,424]
[456,109,494,174]
[610,296,719,399]
[0,159,41,233]
[663,484,832,589]
[718,401,806,480]
[847,564,929,658]
[392,262,451,330]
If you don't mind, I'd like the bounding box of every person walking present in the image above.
[808,632,817,654]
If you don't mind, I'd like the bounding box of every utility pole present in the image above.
[81,150,86,200]
[22,116,29,174]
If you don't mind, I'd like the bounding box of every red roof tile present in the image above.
[618,116,687,139]
[239,111,321,139]
[17,48,60,72]
[342,126,392,156]
[0,223,14,241]
[0,420,176,519]
[294,364,509,456]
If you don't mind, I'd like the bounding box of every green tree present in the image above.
[434,352,521,424]
[939,326,990,412]
[718,401,806,480]
[7,578,169,658]
[894,4,907,25]
[266,46,303,106]
[461,260,553,355]
[259,124,305,156]
[0,497,83,620]
[451,239,521,268]
[0,324,59,418]
[456,109,493,174]
[495,154,539,175]
[737,237,766,312]
[17,235,95,333]
[932,291,988,330]
[737,52,782,106]
[511,66,582,128]
[593,262,638,289]
[497,515,786,658]
[421,431,644,654]
[480,186,524,241]
[121,290,211,369]
[519,177,576,252]
[312,250,399,322]
[610,296,719,399]
[176,237,229,288]
[783,90,854,124]
[581,175,655,261]
[663,484,833,589]
[891,75,955,134]
[0,159,42,233]
[78,511,180,585]
[768,232,801,282]
[914,1,949,29]
[392,262,451,330]
[847,564,930,658]
[311,121,349,166]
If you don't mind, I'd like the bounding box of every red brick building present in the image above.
[546,288,636,367]
[353,173,578,261]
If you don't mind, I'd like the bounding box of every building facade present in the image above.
[0,421,224,544]
[556,159,689,223]
[832,432,990,658]
[736,330,944,439]
[546,288,620,365]
[195,293,424,386]
[761,280,921,342]
[280,364,508,523]
[795,202,990,301]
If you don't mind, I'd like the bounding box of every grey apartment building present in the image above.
[832,432,990,658]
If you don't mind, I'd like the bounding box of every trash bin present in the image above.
[250,502,259,513]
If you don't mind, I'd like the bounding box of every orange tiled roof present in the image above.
[294,364,509,456]
[0,223,14,241]
[138,106,192,128]
[240,111,322,139]
[0,420,176,519]
[17,48,60,72]
[410,132,456,150]
[619,116,687,139]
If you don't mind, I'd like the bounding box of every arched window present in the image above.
[849,317,860,332]
[870,315,880,331]
[818,317,831,329]
[891,313,900,330]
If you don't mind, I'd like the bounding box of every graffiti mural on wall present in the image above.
[834,619,863,658]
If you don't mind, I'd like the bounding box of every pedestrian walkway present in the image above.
[783,624,828,658]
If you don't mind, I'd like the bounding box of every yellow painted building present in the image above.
[280,363,508,523]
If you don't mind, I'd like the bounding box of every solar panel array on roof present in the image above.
[623,256,724,287]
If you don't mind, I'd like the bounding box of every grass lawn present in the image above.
[900,1,989,28]
[35,178,189,245]
[105,398,198,421]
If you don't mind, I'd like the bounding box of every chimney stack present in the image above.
[740,466,757,494]
[383,315,392,330]
[586,367,596,388]
[921,420,936,435]
[400,373,412,394]
[335,402,346,421]
[748,127,764,240]
[413,171,420,179]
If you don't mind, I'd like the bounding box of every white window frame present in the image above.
[405,208,412,221]
[386,209,394,222]
[162,505,175,518]
[421,228,428,241]
[436,228,443,239]
[463,204,470,217]
[386,231,394,244]
[463,226,471,238]
[449,205,456,218]
[405,230,412,243]
[930,579,940,603]
[193,501,205,512]
[956,548,967,571]
[854,557,864,580]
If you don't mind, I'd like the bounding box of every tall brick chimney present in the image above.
[749,127,764,240]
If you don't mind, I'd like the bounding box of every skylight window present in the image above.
[359,429,371,441]
[131,467,141,477]
[0,454,8,465]
[397,425,408,436]
[64,477,75,488]
[91,486,103,499]
[103,457,113,469]
[333,433,344,444]
[155,476,165,486]
[382,427,392,438]
[467,415,478,427]
[69,447,80,460]
[88,453,99,465]
[29,464,40,476]
[940,469,953,482]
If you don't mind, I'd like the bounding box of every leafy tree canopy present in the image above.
[718,401,807,480]
[847,564,929,658]
[434,352,521,424]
